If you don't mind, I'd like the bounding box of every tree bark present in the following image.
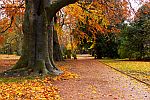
[53,29,64,61]
[53,16,64,61]
[4,0,78,76]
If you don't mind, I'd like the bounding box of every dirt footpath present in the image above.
[54,54,150,100]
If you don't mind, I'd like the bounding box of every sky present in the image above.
[126,0,149,20]
[129,0,149,11]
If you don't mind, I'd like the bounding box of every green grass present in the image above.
[0,76,36,83]
[100,59,150,85]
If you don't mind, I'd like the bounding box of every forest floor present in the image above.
[0,54,150,100]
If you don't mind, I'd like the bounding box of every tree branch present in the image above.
[0,16,14,34]
[45,0,79,24]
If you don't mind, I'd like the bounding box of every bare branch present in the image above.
[0,16,14,34]
[127,0,136,14]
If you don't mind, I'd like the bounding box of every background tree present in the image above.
[63,0,129,58]
[118,2,150,60]
[94,32,119,59]
[0,0,24,55]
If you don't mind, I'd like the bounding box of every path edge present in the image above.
[99,60,150,87]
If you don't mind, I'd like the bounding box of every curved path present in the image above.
[55,54,150,100]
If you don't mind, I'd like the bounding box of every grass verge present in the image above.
[100,59,150,85]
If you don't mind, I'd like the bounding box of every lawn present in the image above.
[100,59,150,85]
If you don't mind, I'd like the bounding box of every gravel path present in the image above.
[54,54,150,100]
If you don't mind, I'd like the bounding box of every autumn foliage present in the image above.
[0,77,60,100]
[134,2,150,21]
[0,35,4,44]
[0,0,24,34]
[64,0,129,35]
[0,55,79,100]
[0,70,78,99]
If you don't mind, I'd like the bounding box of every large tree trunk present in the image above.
[3,0,78,76]
[12,0,56,75]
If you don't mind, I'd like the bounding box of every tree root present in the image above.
[0,59,63,77]
[0,67,31,77]
[12,55,28,70]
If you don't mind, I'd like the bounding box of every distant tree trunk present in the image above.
[6,0,78,76]
[53,29,64,61]
[53,16,63,61]
[48,18,58,70]
[139,42,144,60]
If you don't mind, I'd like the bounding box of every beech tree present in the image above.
[0,0,147,76]
[0,0,78,76]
